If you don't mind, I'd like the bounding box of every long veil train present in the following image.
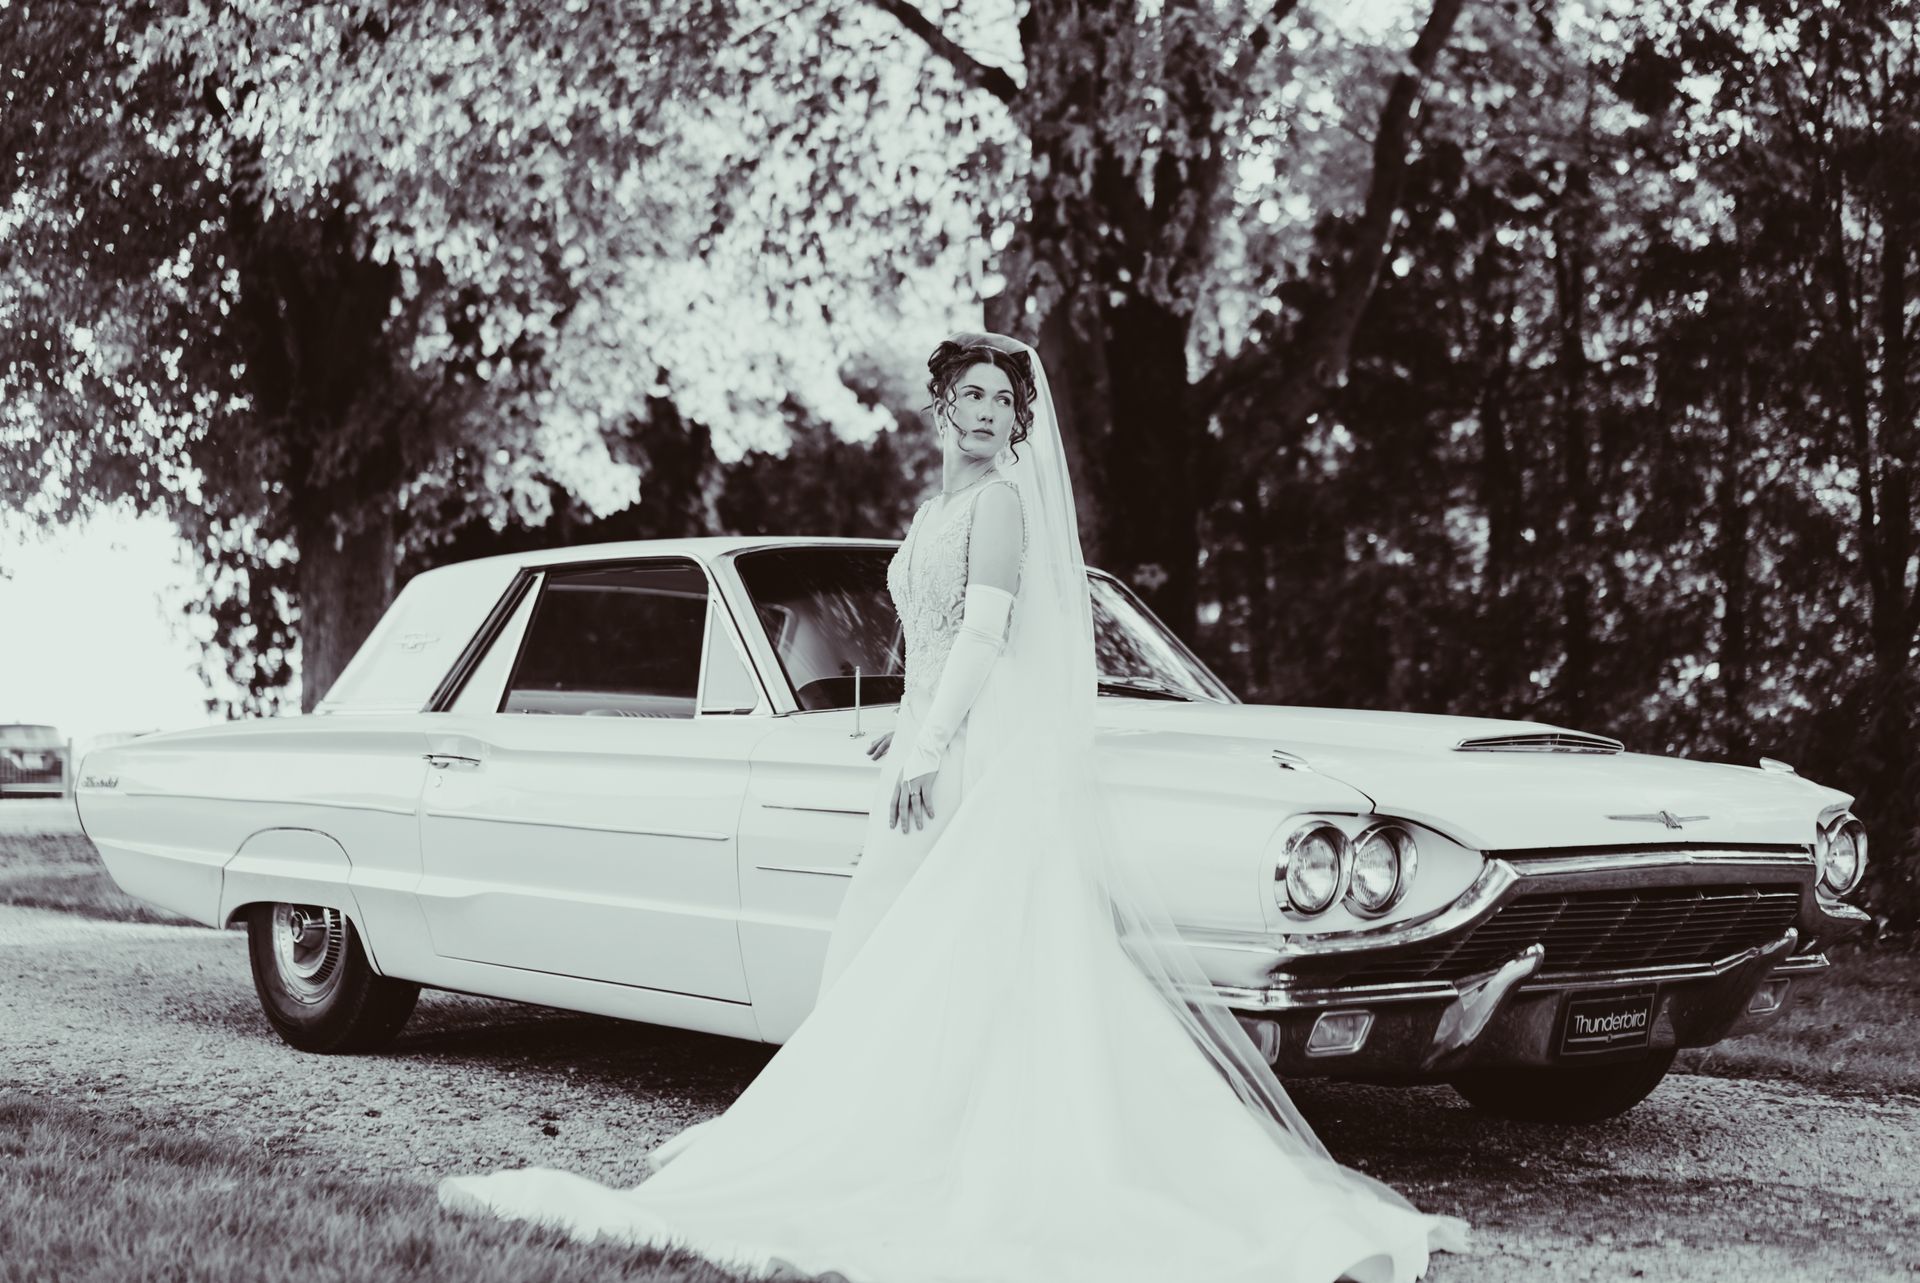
[438,334,1469,1283]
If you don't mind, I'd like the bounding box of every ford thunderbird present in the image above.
[75,536,1873,1123]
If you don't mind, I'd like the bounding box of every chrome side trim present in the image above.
[120,790,419,818]
[760,803,870,817]
[422,810,731,842]
[754,862,856,879]
[441,952,756,1005]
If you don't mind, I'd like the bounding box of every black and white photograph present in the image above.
[2,0,1915,1279]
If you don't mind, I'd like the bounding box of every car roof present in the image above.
[430,535,901,576]
[419,535,1126,586]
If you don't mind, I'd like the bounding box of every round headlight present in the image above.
[1821,816,1866,895]
[1347,823,1417,917]
[1279,824,1349,916]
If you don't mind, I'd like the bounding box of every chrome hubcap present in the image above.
[271,904,346,1005]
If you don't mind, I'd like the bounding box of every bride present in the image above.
[438,333,1470,1283]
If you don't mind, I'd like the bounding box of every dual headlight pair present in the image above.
[1817,811,1867,896]
[1275,820,1418,919]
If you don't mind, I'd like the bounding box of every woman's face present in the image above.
[943,360,1016,461]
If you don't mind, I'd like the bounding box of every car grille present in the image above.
[0,759,63,786]
[1297,883,1803,984]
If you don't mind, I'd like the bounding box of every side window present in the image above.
[502,561,709,718]
[699,602,762,715]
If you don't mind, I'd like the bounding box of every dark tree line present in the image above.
[1194,0,1919,923]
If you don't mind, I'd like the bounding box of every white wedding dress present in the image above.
[440,411,1467,1283]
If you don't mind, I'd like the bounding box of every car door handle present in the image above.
[422,753,483,770]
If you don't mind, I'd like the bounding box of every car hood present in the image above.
[1093,700,1848,851]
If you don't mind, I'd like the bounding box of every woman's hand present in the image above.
[890,768,936,832]
[865,731,893,760]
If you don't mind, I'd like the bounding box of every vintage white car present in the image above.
[77,536,1872,1123]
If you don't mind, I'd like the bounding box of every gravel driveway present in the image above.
[3,902,1916,1282]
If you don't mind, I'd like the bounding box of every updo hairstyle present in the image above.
[925,338,1037,461]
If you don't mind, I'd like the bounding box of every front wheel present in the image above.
[1448,1049,1677,1124]
[245,903,419,1053]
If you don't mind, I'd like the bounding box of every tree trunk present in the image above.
[1552,166,1596,727]
[294,495,398,711]
[1101,295,1200,632]
[227,196,411,714]
[993,277,1197,634]
[988,288,1109,565]
[1874,218,1915,664]
[1717,355,1752,762]
[1200,0,1468,453]
[1472,233,1524,705]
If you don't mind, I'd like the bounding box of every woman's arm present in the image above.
[963,480,1023,594]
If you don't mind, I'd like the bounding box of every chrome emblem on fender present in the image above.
[1607,810,1708,830]
[398,632,440,653]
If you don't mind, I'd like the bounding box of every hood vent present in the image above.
[1455,732,1624,755]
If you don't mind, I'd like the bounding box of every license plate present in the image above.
[1560,989,1655,1055]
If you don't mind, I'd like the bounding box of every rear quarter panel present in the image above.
[77,719,431,969]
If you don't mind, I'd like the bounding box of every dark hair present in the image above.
[925,339,1036,461]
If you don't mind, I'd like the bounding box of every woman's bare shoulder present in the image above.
[966,480,1025,592]
[971,477,1023,522]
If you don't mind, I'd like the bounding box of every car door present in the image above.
[414,556,774,1002]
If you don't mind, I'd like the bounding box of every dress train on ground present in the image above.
[438,690,1466,1282]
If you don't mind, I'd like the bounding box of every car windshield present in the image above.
[0,724,62,748]
[730,545,1236,712]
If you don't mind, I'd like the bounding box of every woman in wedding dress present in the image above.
[439,333,1469,1283]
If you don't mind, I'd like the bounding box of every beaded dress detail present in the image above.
[886,477,1028,707]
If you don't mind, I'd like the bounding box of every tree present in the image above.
[1190,0,1918,925]
[1,0,910,711]
[1648,0,1920,918]
[907,0,1483,638]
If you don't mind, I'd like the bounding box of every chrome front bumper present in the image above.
[1204,848,1870,1078]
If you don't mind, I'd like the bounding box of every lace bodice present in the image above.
[887,477,1028,705]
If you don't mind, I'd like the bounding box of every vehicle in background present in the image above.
[0,723,70,798]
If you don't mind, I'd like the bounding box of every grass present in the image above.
[1676,941,1920,1097]
[4,830,1916,1097]
[0,1095,764,1283]
[0,832,195,925]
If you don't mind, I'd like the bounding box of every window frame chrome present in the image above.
[426,553,777,721]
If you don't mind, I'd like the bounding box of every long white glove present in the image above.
[894,583,1015,784]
